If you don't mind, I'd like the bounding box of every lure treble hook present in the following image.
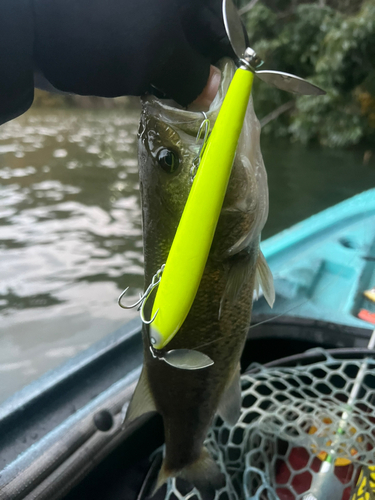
[117,264,165,324]
[119,267,214,370]
[117,288,143,310]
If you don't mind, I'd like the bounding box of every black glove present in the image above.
[0,0,34,125]
[0,0,234,126]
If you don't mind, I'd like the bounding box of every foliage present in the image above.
[241,0,375,147]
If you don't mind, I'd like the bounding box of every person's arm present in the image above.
[0,0,233,126]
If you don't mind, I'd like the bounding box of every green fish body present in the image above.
[125,59,274,492]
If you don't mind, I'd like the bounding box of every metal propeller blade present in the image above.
[223,0,326,96]
[256,70,326,96]
[163,349,214,370]
[223,0,246,60]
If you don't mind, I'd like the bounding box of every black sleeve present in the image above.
[33,0,234,103]
[0,0,233,126]
[0,0,34,126]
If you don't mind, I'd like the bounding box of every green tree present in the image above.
[239,0,375,147]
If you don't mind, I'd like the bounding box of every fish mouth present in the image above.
[142,58,236,136]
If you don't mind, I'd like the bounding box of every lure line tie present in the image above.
[190,111,211,180]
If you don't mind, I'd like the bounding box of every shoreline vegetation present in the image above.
[33,89,140,110]
[239,0,375,147]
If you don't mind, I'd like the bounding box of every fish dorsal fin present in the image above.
[255,250,275,308]
[217,364,241,426]
[124,368,157,424]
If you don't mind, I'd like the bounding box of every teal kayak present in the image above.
[254,188,375,330]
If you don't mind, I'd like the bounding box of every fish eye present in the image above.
[157,149,179,174]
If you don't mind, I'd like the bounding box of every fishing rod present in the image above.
[302,328,375,500]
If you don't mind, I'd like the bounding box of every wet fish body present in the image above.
[126,59,274,492]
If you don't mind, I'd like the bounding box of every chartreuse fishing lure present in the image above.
[119,0,325,370]
[148,70,255,354]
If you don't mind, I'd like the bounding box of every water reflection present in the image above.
[262,137,375,238]
[0,108,144,402]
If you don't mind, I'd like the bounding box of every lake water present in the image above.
[0,105,374,403]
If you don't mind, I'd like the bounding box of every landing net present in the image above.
[163,349,375,500]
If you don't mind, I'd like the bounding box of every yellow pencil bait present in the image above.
[149,69,254,350]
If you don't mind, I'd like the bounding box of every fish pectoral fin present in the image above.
[217,365,241,426]
[124,368,157,425]
[254,250,275,308]
[154,446,225,495]
[220,251,255,317]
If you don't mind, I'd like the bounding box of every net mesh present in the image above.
[162,349,375,500]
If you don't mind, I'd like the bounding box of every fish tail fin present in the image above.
[154,447,225,494]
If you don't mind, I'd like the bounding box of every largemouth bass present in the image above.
[125,58,274,493]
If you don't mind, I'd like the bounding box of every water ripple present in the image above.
[0,108,143,402]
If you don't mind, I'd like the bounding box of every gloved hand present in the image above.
[0,0,236,125]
